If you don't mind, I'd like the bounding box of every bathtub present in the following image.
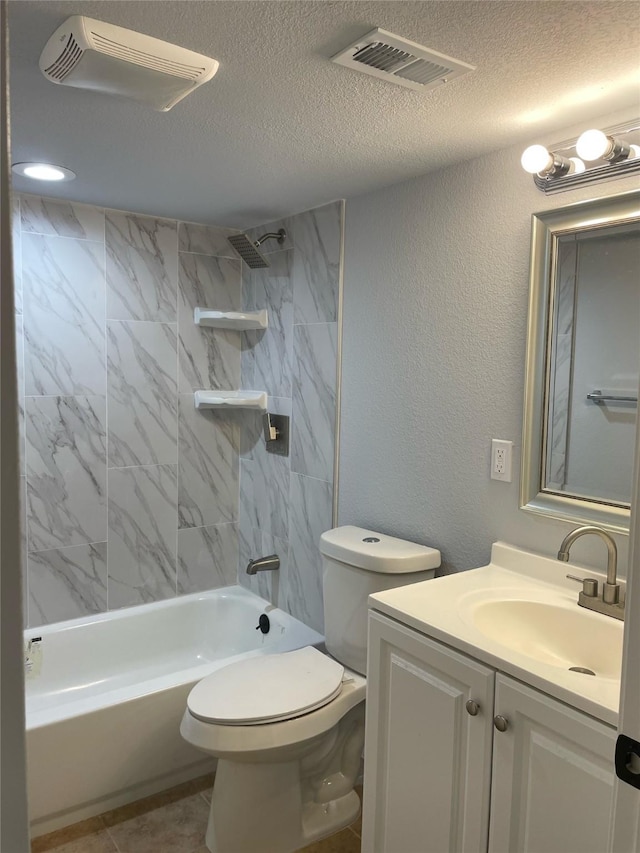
[25,585,323,837]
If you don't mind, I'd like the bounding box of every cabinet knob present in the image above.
[465,699,480,716]
[493,715,509,732]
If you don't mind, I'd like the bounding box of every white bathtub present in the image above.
[25,586,323,837]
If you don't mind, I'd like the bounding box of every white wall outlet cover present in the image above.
[491,439,513,482]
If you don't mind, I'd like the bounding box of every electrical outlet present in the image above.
[491,439,513,482]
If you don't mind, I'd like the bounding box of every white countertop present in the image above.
[368,541,623,727]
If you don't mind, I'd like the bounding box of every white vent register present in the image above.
[331,28,475,92]
[39,16,219,111]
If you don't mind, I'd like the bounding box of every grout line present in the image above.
[107,461,178,472]
[105,318,178,325]
[179,248,238,260]
[103,824,122,853]
[333,199,345,529]
[27,538,108,556]
[104,223,109,612]
[24,394,106,399]
[290,471,332,485]
[175,229,180,598]
[20,229,104,244]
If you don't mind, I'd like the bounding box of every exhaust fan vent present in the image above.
[331,28,475,92]
[43,34,83,81]
[88,33,206,80]
[39,16,218,111]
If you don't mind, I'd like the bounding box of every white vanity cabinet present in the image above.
[362,611,495,853]
[363,611,617,853]
[488,674,616,853]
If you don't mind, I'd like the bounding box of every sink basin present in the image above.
[369,542,625,723]
[470,599,623,679]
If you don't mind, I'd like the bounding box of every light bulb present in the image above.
[521,145,553,174]
[569,157,586,174]
[23,164,66,181]
[11,162,76,182]
[576,129,610,161]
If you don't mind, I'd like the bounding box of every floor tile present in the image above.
[31,773,360,853]
[350,785,363,837]
[31,817,116,853]
[190,773,215,796]
[103,790,209,853]
[298,827,361,853]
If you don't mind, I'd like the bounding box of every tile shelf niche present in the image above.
[194,307,268,330]
[194,390,268,411]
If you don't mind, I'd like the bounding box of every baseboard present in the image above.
[29,758,216,839]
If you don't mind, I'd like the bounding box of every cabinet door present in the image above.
[362,612,495,853]
[489,674,617,853]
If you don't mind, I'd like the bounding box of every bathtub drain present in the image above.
[568,666,596,676]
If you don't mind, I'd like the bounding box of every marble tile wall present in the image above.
[14,193,246,627]
[238,201,344,633]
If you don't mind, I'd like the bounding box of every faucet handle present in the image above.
[566,574,598,598]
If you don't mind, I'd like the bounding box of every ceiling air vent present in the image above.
[331,28,475,92]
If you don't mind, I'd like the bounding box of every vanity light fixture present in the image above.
[576,129,640,163]
[520,145,584,177]
[522,119,640,193]
[12,162,76,182]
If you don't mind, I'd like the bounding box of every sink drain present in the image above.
[569,666,596,676]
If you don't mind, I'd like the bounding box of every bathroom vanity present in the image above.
[361,542,622,853]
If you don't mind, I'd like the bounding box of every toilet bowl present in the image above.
[180,526,440,853]
[181,647,366,853]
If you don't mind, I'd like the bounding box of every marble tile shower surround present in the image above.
[15,193,245,627]
[15,193,344,633]
[239,201,343,633]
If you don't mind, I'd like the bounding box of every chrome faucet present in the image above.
[246,554,280,576]
[557,525,624,620]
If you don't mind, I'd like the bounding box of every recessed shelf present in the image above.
[194,308,268,330]
[194,390,268,411]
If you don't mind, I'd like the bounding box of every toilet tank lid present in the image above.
[320,526,441,574]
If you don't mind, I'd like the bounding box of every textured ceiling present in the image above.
[8,0,640,227]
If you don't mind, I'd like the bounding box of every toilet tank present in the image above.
[320,526,440,675]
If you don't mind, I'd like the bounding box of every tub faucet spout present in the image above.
[246,554,280,575]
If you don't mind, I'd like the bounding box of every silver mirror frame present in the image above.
[520,189,640,535]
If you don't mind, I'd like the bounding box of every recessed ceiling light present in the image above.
[12,162,76,182]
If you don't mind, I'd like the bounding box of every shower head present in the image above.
[227,228,286,269]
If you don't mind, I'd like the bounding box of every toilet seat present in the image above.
[187,646,345,726]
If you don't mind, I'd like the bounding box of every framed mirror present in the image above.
[521,190,640,534]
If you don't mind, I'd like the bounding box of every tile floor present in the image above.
[31,775,362,853]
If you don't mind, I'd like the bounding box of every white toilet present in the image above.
[180,525,440,853]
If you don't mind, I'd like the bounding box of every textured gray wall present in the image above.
[339,118,638,576]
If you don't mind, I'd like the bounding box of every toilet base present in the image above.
[205,758,361,853]
[203,702,365,853]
